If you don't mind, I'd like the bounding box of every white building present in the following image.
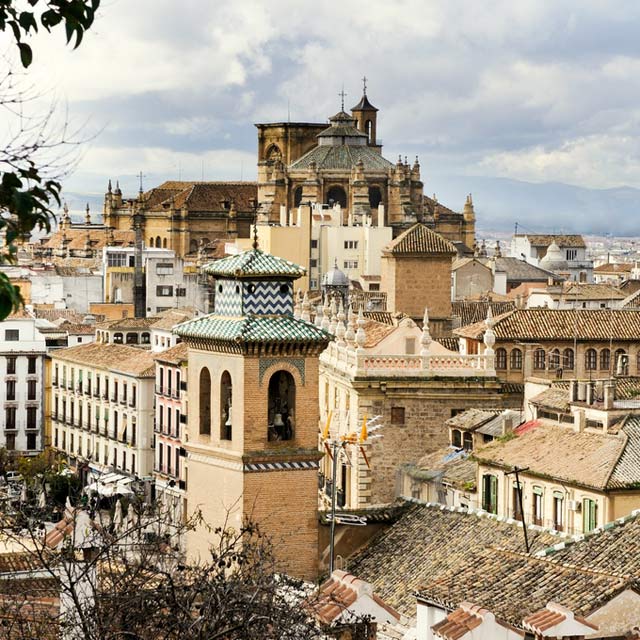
[0,312,47,453]
[51,343,156,486]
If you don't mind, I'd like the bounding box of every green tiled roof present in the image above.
[202,249,306,279]
[174,313,332,344]
[289,145,393,172]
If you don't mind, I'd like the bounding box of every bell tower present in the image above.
[177,244,331,580]
[351,76,380,151]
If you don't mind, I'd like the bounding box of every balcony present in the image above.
[119,397,127,406]
[93,390,100,398]
[52,378,59,388]
[128,399,136,408]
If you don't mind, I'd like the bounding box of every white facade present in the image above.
[51,346,156,482]
[0,317,47,453]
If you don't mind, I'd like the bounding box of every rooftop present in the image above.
[96,316,159,331]
[52,342,157,376]
[289,144,394,172]
[153,342,188,365]
[490,257,561,282]
[383,224,457,256]
[452,300,516,328]
[515,233,586,248]
[202,248,306,279]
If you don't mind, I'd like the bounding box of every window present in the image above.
[107,252,128,267]
[199,367,211,435]
[512,483,523,521]
[5,407,16,429]
[113,333,123,344]
[600,348,611,371]
[368,186,382,209]
[369,283,380,291]
[156,262,174,275]
[6,380,15,401]
[583,498,598,533]
[563,348,575,370]
[553,492,564,531]
[532,487,543,525]
[158,443,164,471]
[548,349,560,370]
[615,349,629,375]
[344,240,358,250]
[156,285,174,297]
[533,348,546,370]
[28,357,36,374]
[176,287,186,297]
[310,239,318,249]
[27,433,36,450]
[310,259,318,268]
[5,433,15,451]
[451,429,462,448]
[326,185,347,208]
[495,348,507,370]
[6,357,16,375]
[126,332,139,345]
[27,407,37,429]
[585,348,597,371]
[482,474,498,514]
[175,448,180,478]
[343,260,358,270]
[510,348,522,370]
[566,249,577,260]
[27,380,36,400]
[267,370,295,441]
[220,371,232,441]
[462,432,473,452]
[391,407,405,425]
[4,330,19,341]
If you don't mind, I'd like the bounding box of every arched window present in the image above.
[149,237,154,248]
[533,348,546,370]
[368,186,382,209]
[510,348,522,370]
[141,332,150,344]
[365,119,372,140]
[495,348,507,370]
[326,185,347,209]
[615,349,629,375]
[585,348,597,371]
[549,349,560,370]
[294,186,303,208]
[162,238,168,248]
[189,239,198,253]
[563,348,575,370]
[600,348,610,371]
[266,144,282,163]
[113,332,123,344]
[156,235,161,248]
[220,371,232,441]
[462,432,473,452]
[199,368,211,436]
[267,370,295,442]
[126,332,138,344]
[452,429,462,448]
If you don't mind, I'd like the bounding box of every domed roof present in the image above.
[322,262,350,287]
[539,241,568,271]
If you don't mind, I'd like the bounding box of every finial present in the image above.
[329,298,338,335]
[336,299,346,346]
[107,179,112,193]
[420,307,432,356]
[301,292,311,323]
[355,306,366,352]
[115,180,121,195]
[362,75,368,96]
[293,291,302,320]
[483,306,496,357]
[404,155,408,165]
[85,203,91,224]
[345,304,356,346]
[338,85,347,111]
[321,294,331,332]
[138,170,144,194]
[315,302,324,327]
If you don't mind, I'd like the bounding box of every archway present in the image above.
[220,371,232,441]
[368,186,382,209]
[326,185,347,209]
[155,236,161,248]
[267,370,296,442]
[199,368,211,435]
[266,144,282,163]
[294,186,303,208]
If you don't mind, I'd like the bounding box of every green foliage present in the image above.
[0,0,101,68]
[48,472,81,506]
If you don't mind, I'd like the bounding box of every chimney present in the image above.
[574,408,586,433]
[604,380,615,410]
[577,381,586,402]
[502,413,513,436]
[569,380,578,402]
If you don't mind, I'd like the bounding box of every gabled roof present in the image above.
[594,262,634,273]
[454,308,640,341]
[52,343,157,376]
[452,300,516,328]
[515,234,586,248]
[175,313,332,345]
[383,224,456,256]
[153,342,188,366]
[491,257,560,282]
[202,249,306,279]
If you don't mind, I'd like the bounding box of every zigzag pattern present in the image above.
[243,281,292,316]
[244,460,319,473]
[214,281,243,316]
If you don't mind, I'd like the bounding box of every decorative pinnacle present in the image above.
[362,75,367,96]
[338,85,347,111]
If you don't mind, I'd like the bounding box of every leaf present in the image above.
[18,41,32,67]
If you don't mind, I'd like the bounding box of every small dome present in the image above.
[540,241,568,271]
[322,263,349,287]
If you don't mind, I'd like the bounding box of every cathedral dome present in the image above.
[539,241,568,271]
[322,263,350,287]
[317,111,368,147]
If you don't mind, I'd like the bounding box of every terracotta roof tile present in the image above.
[384,224,456,256]
[452,301,516,328]
[52,343,157,377]
[153,342,188,365]
[515,234,586,248]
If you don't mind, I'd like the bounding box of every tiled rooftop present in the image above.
[384,224,457,256]
[202,248,306,279]
[452,300,516,328]
[52,343,157,376]
[289,145,394,172]
[153,342,188,365]
[515,233,586,248]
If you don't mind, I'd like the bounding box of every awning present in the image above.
[84,472,134,497]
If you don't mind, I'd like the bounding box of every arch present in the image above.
[189,239,198,254]
[220,371,232,441]
[141,332,150,344]
[199,367,211,435]
[294,186,303,208]
[495,347,507,370]
[155,235,161,248]
[326,185,347,209]
[265,144,282,163]
[509,348,522,370]
[267,370,296,442]
[368,186,382,209]
[148,237,154,247]
[162,237,168,249]
[365,119,372,140]
[549,348,560,370]
[615,348,629,375]
[125,332,138,345]
[563,348,575,370]
[533,348,546,370]
[113,332,123,344]
[585,348,597,371]
[452,429,462,448]
[600,348,611,371]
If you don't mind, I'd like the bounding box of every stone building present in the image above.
[318,307,515,509]
[175,247,331,580]
[455,308,640,384]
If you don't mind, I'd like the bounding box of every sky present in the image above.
[6,0,640,226]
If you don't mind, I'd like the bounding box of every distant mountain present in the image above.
[429,175,640,236]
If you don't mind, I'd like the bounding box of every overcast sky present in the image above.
[10,0,640,206]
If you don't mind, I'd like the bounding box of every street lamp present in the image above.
[321,412,383,574]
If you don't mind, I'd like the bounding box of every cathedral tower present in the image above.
[351,79,380,150]
[176,246,331,580]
